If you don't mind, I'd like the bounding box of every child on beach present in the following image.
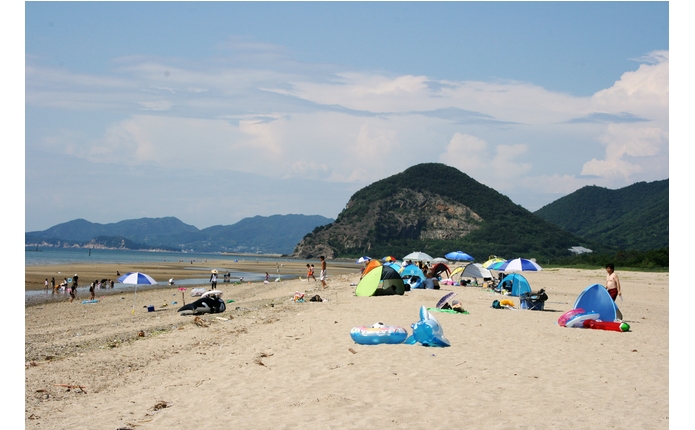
[307,264,316,281]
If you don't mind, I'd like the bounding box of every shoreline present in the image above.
[25,258,361,296]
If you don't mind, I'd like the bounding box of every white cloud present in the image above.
[581,123,669,180]
[439,132,489,173]
[591,50,669,118]
[26,47,669,216]
[138,100,173,111]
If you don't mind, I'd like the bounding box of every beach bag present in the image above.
[309,295,323,302]
[491,300,502,309]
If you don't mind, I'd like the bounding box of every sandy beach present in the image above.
[24,262,669,429]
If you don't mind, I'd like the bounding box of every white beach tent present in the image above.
[460,263,492,279]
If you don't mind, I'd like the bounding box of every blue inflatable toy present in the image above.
[350,323,408,345]
[405,306,450,347]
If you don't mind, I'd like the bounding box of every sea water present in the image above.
[25,247,304,300]
[25,247,283,266]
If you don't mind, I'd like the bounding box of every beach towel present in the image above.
[427,307,469,315]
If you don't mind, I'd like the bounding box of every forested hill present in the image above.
[533,179,668,251]
[293,163,593,260]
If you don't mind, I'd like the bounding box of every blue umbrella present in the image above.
[118,272,157,285]
[445,251,474,262]
[497,258,543,272]
[118,272,157,314]
[356,256,371,264]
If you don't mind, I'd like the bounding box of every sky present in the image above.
[23,1,671,232]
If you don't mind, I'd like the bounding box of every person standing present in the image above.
[44,278,49,295]
[306,264,316,281]
[605,263,622,301]
[210,271,218,290]
[70,275,78,303]
[51,277,56,294]
[319,256,327,289]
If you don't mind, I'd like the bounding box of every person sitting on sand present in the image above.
[424,271,440,290]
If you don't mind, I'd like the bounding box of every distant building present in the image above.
[569,246,593,255]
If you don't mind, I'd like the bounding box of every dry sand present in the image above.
[24,263,670,429]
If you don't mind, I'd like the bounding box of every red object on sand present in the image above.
[582,319,630,332]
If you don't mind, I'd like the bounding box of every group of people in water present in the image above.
[45,275,115,302]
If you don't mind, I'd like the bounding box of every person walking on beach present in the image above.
[319,256,327,289]
[89,281,95,300]
[51,277,56,294]
[44,278,49,295]
[306,264,316,281]
[69,275,78,303]
[210,271,218,290]
[605,263,622,301]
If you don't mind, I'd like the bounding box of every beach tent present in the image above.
[460,263,492,280]
[573,284,622,322]
[429,263,451,278]
[355,266,406,296]
[384,262,402,273]
[499,273,532,297]
[362,259,382,278]
[450,266,464,278]
[400,264,426,289]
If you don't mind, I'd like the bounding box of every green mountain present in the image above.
[533,179,668,251]
[26,214,333,254]
[293,163,594,261]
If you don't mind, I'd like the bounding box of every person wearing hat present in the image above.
[210,270,218,289]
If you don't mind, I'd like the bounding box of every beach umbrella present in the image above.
[487,260,507,271]
[403,251,433,262]
[356,256,371,264]
[431,257,449,265]
[445,251,474,262]
[382,256,397,262]
[118,272,157,285]
[118,272,157,315]
[482,257,506,269]
[436,292,457,309]
[497,258,543,272]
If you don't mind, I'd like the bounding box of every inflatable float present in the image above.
[582,319,630,332]
[178,290,226,315]
[405,306,450,347]
[558,308,629,331]
[558,308,587,327]
[564,312,600,328]
[350,323,408,345]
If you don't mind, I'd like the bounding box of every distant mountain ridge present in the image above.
[533,179,668,251]
[293,163,594,260]
[26,214,334,254]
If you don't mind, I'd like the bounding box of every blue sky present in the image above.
[23,1,670,232]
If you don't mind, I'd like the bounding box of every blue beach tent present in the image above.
[400,265,426,289]
[573,284,622,322]
[499,273,532,297]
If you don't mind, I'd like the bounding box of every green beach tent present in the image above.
[355,266,405,297]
